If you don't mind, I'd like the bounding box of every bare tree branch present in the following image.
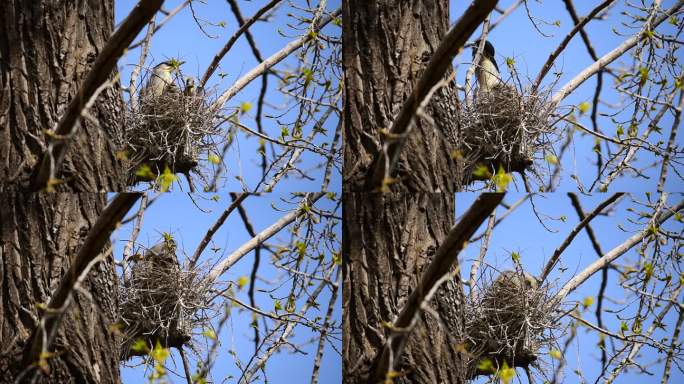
[465,16,492,106]
[604,283,683,383]
[200,0,283,87]
[554,199,684,304]
[470,194,530,242]
[533,0,615,91]
[660,304,684,384]
[489,0,524,31]
[230,192,263,353]
[30,0,164,191]
[568,192,609,367]
[469,210,496,301]
[129,15,156,110]
[129,1,191,50]
[366,0,498,190]
[369,193,504,383]
[209,9,340,113]
[205,193,325,283]
[189,193,249,268]
[539,193,624,284]
[311,266,341,384]
[550,0,684,106]
[21,193,140,375]
[122,192,148,285]
[656,90,684,194]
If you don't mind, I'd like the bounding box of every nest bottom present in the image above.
[124,88,214,185]
[465,270,557,377]
[118,259,209,360]
[458,85,553,182]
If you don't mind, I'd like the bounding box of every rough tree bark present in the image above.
[0,194,121,383]
[0,0,125,382]
[343,0,461,194]
[343,0,478,383]
[0,0,125,191]
[343,193,466,384]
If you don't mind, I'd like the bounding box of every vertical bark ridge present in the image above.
[343,0,460,193]
[0,193,120,383]
[343,192,466,384]
[0,0,125,191]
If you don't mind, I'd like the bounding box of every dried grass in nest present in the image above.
[465,268,560,377]
[123,75,219,185]
[118,248,212,360]
[458,84,556,182]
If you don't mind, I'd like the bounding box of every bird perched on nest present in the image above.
[144,238,180,273]
[184,77,196,97]
[467,40,504,94]
[495,270,539,290]
[144,60,185,98]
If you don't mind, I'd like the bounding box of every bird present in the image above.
[496,270,539,290]
[144,60,185,98]
[144,238,180,272]
[184,77,196,97]
[467,40,504,94]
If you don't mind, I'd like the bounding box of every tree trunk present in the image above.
[343,1,471,382]
[0,1,124,382]
[343,193,466,384]
[0,0,125,191]
[343,0,461,194]
[0,193,121,383]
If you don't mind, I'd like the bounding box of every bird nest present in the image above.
[123,75,218,185]
[458,83,556,183]
[118,243,213,360]
[464,268,560,377]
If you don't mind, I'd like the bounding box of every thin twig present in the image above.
[30,0,164,190]
[205,193,325,283]
[539,193,624,284]
[553,199,684,304]
[369,193,504,382]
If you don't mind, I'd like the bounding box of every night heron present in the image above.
[467,40,504,94]
[496,270,539,290]
[145,60,184,98]
[184,77,196,97]
[144,239,180,272]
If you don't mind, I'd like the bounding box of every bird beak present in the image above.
[464,41,476,48]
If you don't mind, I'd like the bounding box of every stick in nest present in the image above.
[465,268,560,378]
[118,240,213,360]
[122,71,221,186]
[458,79,558,186]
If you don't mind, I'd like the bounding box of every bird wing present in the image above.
[490,56,500,74]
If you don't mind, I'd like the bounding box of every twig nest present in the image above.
[123,75,218,185]
[118,239,212,360]
[465,269,558,375]
[458,83,555,182]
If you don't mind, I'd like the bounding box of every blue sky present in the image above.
[456,192,684,384]
[115,0,342,193]
[451,0,683,193]
[113,192,341,383]
[113,1,343,382]
[108,1,683,383]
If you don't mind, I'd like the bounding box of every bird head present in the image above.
[155,59,185,71]
[152,59,185,80]
[497,270,539,290]
[184,77,197,96]
[145,59,186,98]
[466,40,496,60]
